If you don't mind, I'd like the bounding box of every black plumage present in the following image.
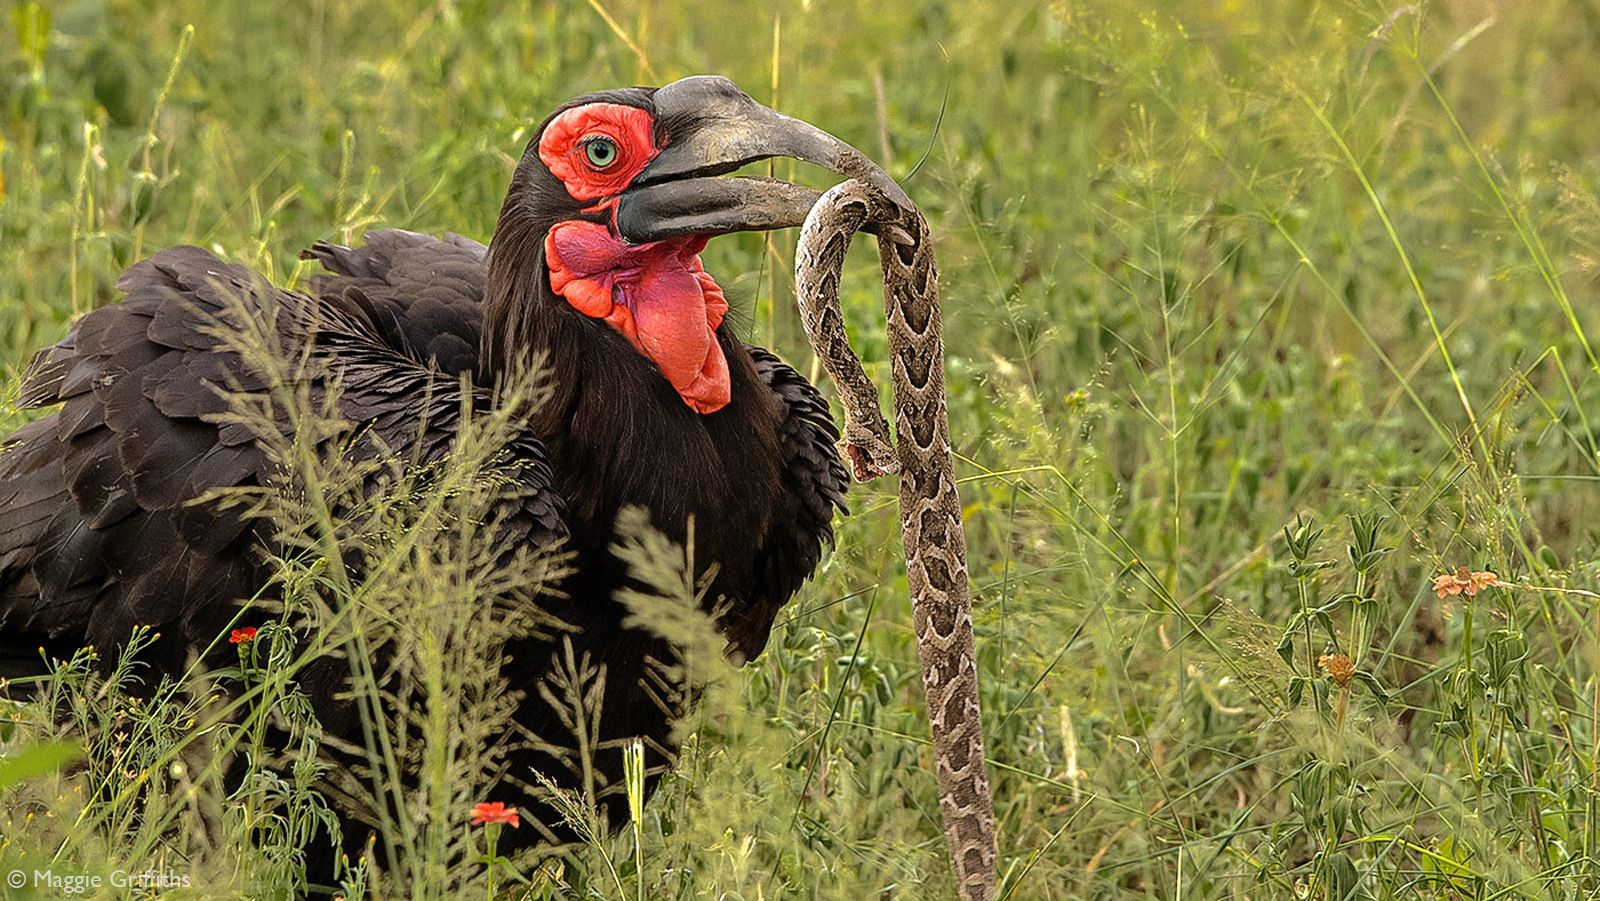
[0,77,853,869]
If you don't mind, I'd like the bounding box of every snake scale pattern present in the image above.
[795,180,997,901]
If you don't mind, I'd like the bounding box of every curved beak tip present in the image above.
[623,76,916,239]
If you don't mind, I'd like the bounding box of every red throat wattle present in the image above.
[545,220,731,414]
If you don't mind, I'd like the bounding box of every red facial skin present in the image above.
[538,103,658,201]
[538,102,732,414]
[546,222,730,413]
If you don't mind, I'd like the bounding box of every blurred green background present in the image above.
[4,0,1600,897]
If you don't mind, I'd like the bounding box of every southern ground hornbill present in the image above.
[0,76,914,872]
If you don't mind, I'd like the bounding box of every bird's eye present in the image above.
[583,137,619,169]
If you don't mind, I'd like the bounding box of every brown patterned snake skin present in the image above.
[795,180,997,901]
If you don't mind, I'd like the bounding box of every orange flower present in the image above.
[1433,568,1504,598]
[471,801,519,828]
[230,627,258,644]
[1318,653,1355,689]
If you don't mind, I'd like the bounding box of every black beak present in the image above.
[614,75,911,245]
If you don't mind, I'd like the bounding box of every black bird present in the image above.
[0,76,899,864]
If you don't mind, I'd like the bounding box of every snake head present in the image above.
[843,444,889,482]
[839,432,900,483]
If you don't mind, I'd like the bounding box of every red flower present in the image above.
[471,801,519,827]
[230,627,258,644]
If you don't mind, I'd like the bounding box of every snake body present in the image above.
[795,181,996,901]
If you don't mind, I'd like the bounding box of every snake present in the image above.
[795,180,997,901]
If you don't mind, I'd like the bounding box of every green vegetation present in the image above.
[3,0,1600,897]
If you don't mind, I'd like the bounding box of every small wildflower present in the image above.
[474,801,519,901]
[471,801,519,827]
[1466,570,1500,594]
[1318,654,1355,689]
[229,627,258,644]
[1433,568,1504,598]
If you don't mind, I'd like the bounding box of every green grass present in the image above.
[4,0,1600,898]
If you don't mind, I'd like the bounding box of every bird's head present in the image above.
[487,75,904,414]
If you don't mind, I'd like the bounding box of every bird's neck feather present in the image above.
[482,210,788,666]
[482,210,548,392]
[483,213,725,533]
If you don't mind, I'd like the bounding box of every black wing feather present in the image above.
[300,229,489,377]
[0,243,566,674]
[722,345,851,660]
